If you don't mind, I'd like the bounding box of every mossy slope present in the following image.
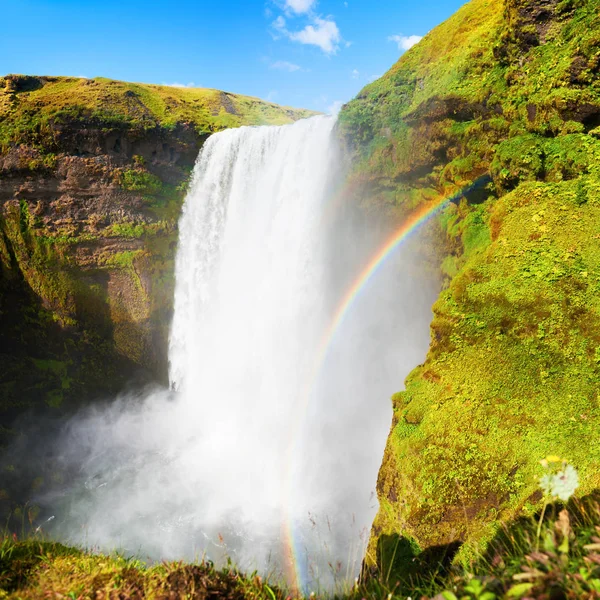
[338,0,600,570]
[0,538,285,600]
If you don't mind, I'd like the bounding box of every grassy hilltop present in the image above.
[339,0,600,575]
[0,75,314,153]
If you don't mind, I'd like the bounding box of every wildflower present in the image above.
[539,459,579,502]
[552,464,579,501]
[540,455,562,468]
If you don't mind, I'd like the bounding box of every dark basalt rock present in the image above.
[0,119,205,427]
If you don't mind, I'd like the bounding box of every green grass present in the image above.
[3,494,600,598]
[0,74,316,153]
[0,535,290,600]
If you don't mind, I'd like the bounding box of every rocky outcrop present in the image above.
[0,129,194,419]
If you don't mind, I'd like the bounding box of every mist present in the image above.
[9,116,439,591]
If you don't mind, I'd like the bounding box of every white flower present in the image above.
[540,463,579,501]
[552,464,579,501]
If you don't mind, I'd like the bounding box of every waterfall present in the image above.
[169,116,333,401]
[166,115,340,576]
[43,115,437,590]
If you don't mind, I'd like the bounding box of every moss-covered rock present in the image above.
[338,0,600,574]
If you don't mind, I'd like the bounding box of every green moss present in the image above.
[371,174,600,558]
[339,0,600,214]
[104,250,143,270]
[491,134,546,192]
[105,222,146,239]
[491,134,600,193]
[0,535,303,600]
[120,169,163,194]
[31,359,72,408]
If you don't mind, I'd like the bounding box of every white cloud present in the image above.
[351,69,359,79]
[272,15,287,31]
[162,82,196,88]
[284,0,317,13]
[270,60,303,72]
[388,34,423,51]
[327,100,344,115]
[270,4,343,56]
[266,90,279,102]
[289,17,341,54]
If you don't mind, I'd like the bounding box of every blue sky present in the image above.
[1,0,466,112]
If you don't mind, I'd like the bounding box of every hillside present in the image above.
[338,0,600,576]
[0,75,313,428]
[0,75,314,152]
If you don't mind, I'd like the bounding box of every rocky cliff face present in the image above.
[0,75,312,428]
[339,0,600,577]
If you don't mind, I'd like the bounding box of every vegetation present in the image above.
[0,75,315,153]
[0,537,286,599]
[339,0,600,214]
[3,492,600,598]
[338,0,600,574]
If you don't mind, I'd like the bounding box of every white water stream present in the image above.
[44,116,436,590]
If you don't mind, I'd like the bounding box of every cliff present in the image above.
[0,75,313,428]
[338,0,600,575]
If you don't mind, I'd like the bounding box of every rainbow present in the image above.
[281,176,489,593]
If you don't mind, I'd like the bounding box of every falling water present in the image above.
[170,116,333,405]
[167,115,340,577]
[38,115,437,590]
